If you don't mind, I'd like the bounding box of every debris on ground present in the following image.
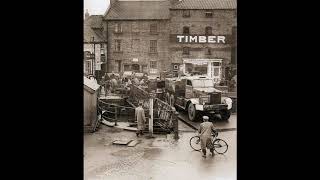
[127,140,140,147]
[112,139,133,145]
[102,119,115,127]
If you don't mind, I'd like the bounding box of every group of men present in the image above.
[100,73,149,96]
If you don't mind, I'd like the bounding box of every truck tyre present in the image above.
[188,103,197,121]
[220,110,231,121]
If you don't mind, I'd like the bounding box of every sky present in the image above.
[84,0,109,15]
[84,0,163,15]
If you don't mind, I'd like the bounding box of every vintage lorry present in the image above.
[164,76,232,121]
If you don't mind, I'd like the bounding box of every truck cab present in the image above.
[165,76,232,122]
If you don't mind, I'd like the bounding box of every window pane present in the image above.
[183,10,190,17]
[205,27,212,35]
[185,62,208,76]
[183,47,189,54]
[150,61,157,69]
[115,40,121,51]
[150,40,157,53]
[205,12,213,18]
[150,24,157,34]
[183,27,189,34]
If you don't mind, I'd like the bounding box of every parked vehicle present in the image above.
[164,76,232,121]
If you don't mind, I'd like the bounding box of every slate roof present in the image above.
[105,0,170,20]
[84,15,106,43]
[171,0,237,10]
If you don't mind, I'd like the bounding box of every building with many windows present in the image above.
[104,0,170,74]
[104,0,236,82]
[169,0,237,83]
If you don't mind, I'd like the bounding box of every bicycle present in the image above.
[189,131,228,154]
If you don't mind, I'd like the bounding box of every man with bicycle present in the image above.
[198,116,216,158]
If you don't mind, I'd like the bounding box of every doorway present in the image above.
[132,64,140,72]
[115,60,122,72]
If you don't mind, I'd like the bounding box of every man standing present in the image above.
[198,116,216,158]
[135,102,146,137]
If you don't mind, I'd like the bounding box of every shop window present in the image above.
[183,10,190,17]
[150,40,157,53]
[183,26,190,34]
[132,64,140,72]
[150,24,158,34]
[205,26,212,35]
[205,12,213,18]
[150,61,157,69]
[115,40,121,52]
[183,47,189,55]
[114,23,122,33]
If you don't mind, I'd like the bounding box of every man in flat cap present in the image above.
[198,116,216,158]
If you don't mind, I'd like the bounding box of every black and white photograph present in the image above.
[83,0,237,179]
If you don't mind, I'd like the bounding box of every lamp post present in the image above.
[91,37,95,76]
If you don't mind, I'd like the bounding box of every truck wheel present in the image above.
[220,110,231,121]
[188,103,197,121]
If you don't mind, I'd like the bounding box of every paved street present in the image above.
[84,123,236,180]
[178,110,237,131]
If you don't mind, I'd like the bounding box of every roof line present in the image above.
[105,18,169,21]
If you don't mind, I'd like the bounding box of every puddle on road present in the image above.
[142,148,162,159]
[111,148,142,157]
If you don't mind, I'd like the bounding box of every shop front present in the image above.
[182,58,223,83]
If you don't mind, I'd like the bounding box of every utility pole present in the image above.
[91,37,95,76]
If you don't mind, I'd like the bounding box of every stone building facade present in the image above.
[105,0,171,74]
[169,0,237,82]
[104,0,236,81]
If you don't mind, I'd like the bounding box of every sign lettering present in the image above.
[176,35,226,44]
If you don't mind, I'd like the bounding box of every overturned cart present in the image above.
[98,84,179,137]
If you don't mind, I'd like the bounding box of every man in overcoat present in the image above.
[135,102,146,137]
[198,116,216,158]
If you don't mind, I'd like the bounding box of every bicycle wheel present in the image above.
[213,138,228,154]
[190,136,201,151]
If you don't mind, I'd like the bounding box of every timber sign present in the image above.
[174,35,226,44]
